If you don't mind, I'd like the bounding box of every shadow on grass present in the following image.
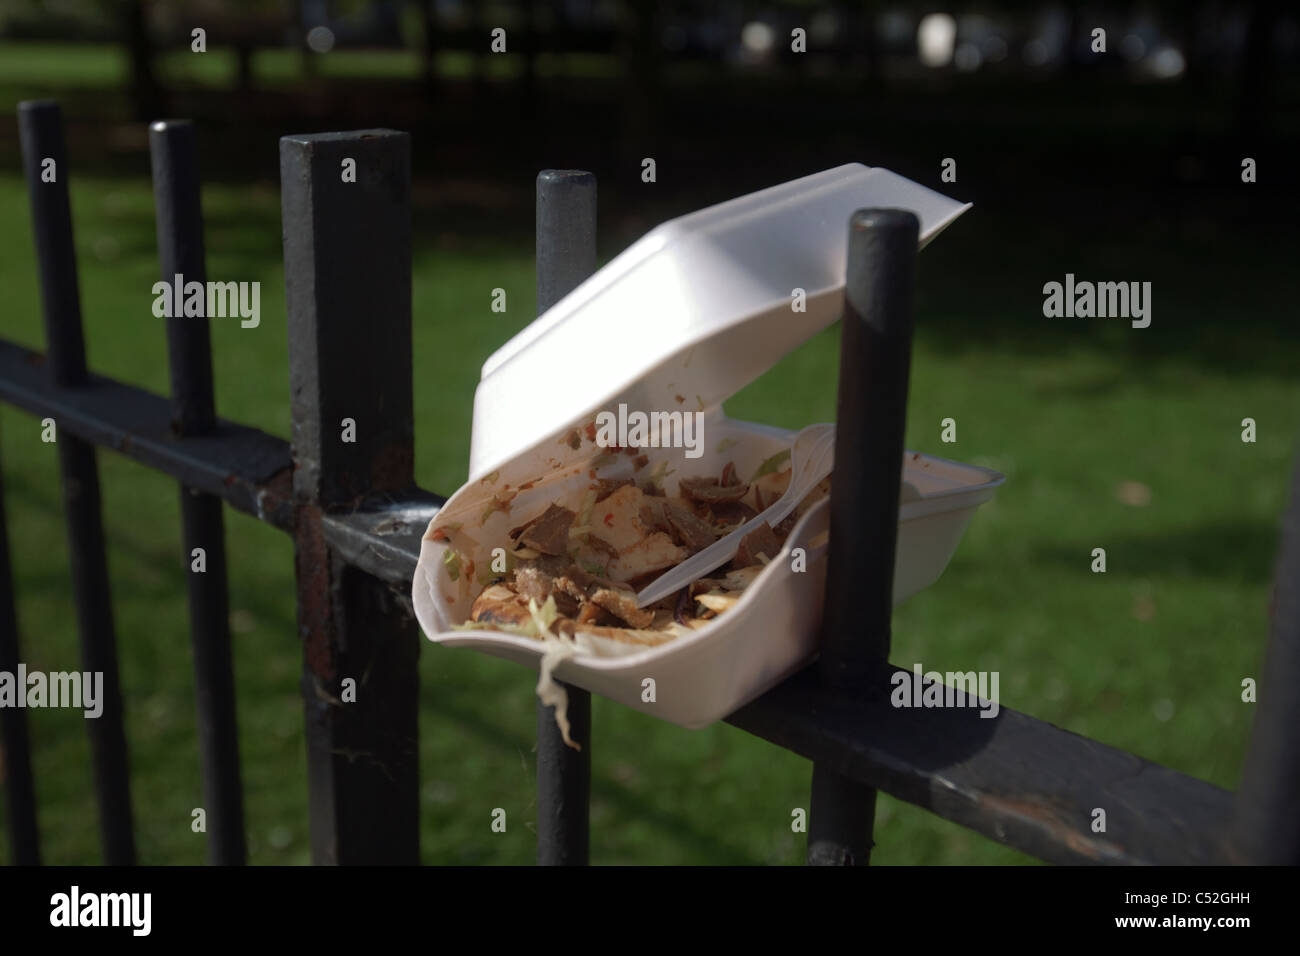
[421,675,767,864]
[915,209,1300,383]
[1031,517,1282,585]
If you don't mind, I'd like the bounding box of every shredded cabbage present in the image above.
[751,448,792,481]
[645,459,674,493]
[526,597,582,751]
[568,488,598,541]
[442,549,461,581]
[574,488,597,529]
[448,595,582,751]
[527,594,559,635]
[451,594,557,640]
[536,638,579,749]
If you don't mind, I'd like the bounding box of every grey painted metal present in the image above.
[280,129,420,865]
[149,119,246,866]
[1231,453,1300,863]
[0,438,39,864]
[809,209,919,867]
[535,170,596,866]
[17,100,136,865]
[319,496,443,583]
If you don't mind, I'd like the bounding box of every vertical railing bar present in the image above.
[0,437,40,865]
[808,208,919,866]
[1231,451,1300,864]
[149,119,247,866]
[534,169,596,866]
[17,99,136,866]
[280,128,420,865]
[15,102,87,387]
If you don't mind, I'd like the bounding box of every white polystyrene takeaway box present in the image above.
[411,164,1004,730]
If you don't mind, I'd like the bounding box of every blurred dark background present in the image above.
[2,0,1297,244]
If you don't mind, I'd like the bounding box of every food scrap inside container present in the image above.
[431,449,824,747]
[443,453,818,643]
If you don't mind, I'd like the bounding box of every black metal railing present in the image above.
[151,119,246,867]
[1,99,1295,866]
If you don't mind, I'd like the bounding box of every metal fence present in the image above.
[1,99,1295,866]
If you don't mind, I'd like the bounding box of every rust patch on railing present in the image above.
[370,441,414,496]
[978,792,1126,863]
[255,466,296,529]
[294,502,336,681]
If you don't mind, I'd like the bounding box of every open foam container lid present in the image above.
[467,164,971,483]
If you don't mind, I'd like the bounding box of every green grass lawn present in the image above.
[0,139,1295,865]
